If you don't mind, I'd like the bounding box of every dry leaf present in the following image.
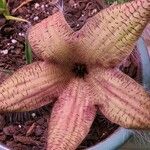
[12,0,33,13]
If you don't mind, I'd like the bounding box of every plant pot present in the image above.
[0,144,9,150]
[87,127,133,150]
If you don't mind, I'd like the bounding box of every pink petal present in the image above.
[28,12,74,65]
[47,79,96,150]
[87,67,150,129]
[74,0,150,67]
[0,61,71,112]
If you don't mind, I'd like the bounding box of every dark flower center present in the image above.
[72,63,88,78]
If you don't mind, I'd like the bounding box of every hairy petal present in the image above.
[47,79,96,150]
[28,12,75,65]
[0,61,71,112]
[87,67,150,129]
[75,0,150,67]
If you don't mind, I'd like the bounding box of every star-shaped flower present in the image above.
[0,0,150,149]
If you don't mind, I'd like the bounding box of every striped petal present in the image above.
[75,0,150,67]
[87,67,150,129]
[0,61,71,112]
[47,79,96,150]
[28,12,75,65]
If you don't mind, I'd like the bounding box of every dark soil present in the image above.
[0,0,141,149]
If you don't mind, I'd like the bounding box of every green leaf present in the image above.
[105,0,128,4]
[0,7,5,12]
[0,0,6,8]
[4,15,29,23]
[25,39,32,64]
[0,0,9,15]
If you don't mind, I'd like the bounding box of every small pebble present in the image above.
[18,33,22,36]
[18,32,25,37]
[34,3,40,9]
[11,39,17,44]
[31,113,36,118]
[33,16,39,21]
[76,24,80,27]
[73,3,77,8]
[21,33,25,37]
[41,5,45,9]
[91,9,97,15]
[1,49,8,55]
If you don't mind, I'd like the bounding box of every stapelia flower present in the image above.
[0,0,150,149]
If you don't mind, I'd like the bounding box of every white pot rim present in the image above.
[87,127,133,150]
